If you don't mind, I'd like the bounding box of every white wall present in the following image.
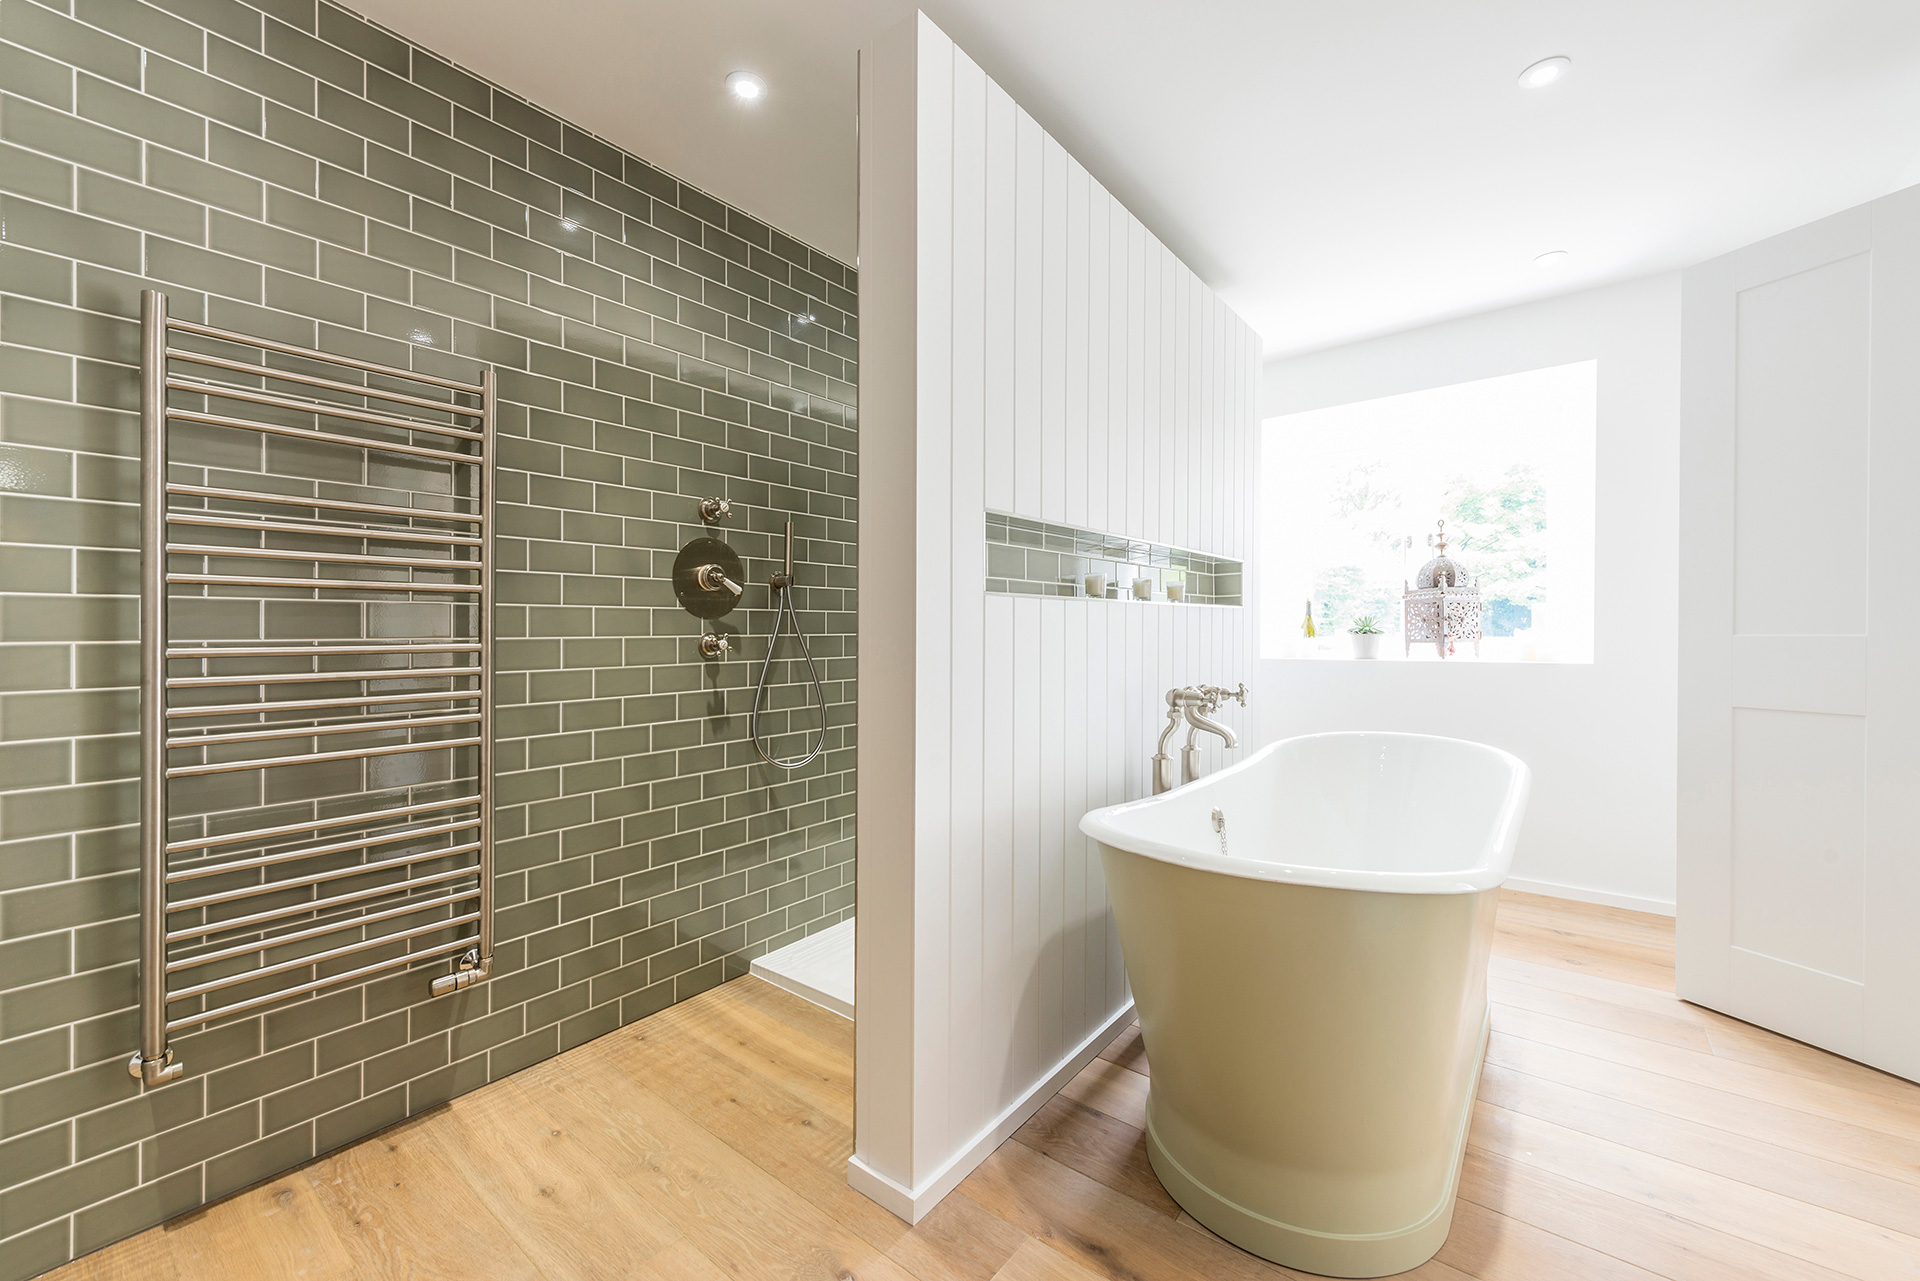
[855,11,1260,1221]
[1260,274,1681,913]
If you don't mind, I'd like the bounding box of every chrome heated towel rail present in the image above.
[131,290,495,1086]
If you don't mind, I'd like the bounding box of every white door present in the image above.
[1678,185,1920,1083]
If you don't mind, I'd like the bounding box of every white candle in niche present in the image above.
[1085,573,1108,598]
[1166,582,1184,602]
[1132,577,1153,600]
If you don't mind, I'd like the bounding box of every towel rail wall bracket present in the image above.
[130,289,495,1085]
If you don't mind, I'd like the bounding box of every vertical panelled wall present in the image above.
[0,1,855,1274]
[854,12,1257,1217]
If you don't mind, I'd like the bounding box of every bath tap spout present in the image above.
[1181,704,1239,786]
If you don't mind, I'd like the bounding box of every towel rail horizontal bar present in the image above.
[167,666,480,689]
[167,912,482,1002]
[166,818,480,887]
[167,407,481,465]
[168,541,480,572]
[168,643,483,660]
[168,376,485,441]
[165,735,483,778]
[168,690,483,721]
[166,818,481,884]
[166,512,485,547]
[168,840,485,913]
[166,863,480,942]
[165,348,486,418]
[166,317,485,394]
[167,711,481,751]
[167,542,479,572]
[164,935,479,1034]
[167,888,481,973]
[165,796,479,855]
[167,483,482,525]
[167,572,481,595]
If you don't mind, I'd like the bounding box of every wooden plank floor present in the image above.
[52,890,1920,1281]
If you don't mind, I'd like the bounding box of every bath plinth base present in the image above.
[1142,1009,1489,1279]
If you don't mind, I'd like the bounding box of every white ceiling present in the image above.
[345,1,1920,356]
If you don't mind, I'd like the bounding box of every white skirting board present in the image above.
[846,1000,1137,1223]
[1504,876,1675,917]
[750,918,855,1018]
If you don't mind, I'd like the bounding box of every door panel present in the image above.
[1731,254,1871,637]
[1730,708,1864,983]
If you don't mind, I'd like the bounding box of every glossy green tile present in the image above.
[1,91,140,180]
[208,209,314,273]
[265,99,360,171]
[208,119,314,191]
[77,169,205,243]
[146,236,263,302]
[0,41,72,111]
[0,139,71,205]
[146,50,262,132]
[74,0,204,68]
[264,16,359,93]
[265,184,363,249]
[318,164,407,228]
[0,1,139,88]
[145,144,261,217]
[0,344,72,401]
[74,74,203,156]
[316,3,405,75]
[146,0,260,48]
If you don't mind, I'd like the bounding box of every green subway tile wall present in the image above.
[0,1,857,1274]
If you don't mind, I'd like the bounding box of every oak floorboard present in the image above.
[990,1238,1112,1281]
[1478,1061,1920,1238]
[1495,890,1676,949]
[1487,974,1713,1052]
[1492,1001,1920,1140]
[303,1111,545,1281]
[1014,1092,1181,1217]
[1486,1030,1920,1188]
[601,1001,913,1253]
[1459,1146,1856,1281]
[1098,1022,1149,1075]
[522,1048,916,1281]
[885,1186,1030,1281]
[958,1142,1310,1281]
[1470,1100,1920,1280]
[1056,1055,1150,1131]
[1434,1195,1665,1281]
[1491,919,1676,990]
[425,1076,683,1280]
[162,1176,354,1281]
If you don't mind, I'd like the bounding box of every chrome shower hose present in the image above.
[749,576,827,770]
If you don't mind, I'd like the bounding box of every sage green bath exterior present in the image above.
[1083,732,1529,1277]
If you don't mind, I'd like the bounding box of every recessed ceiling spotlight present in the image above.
[726,70,766,102]
[1518,56,1571,89]
[1534,250,1570,268]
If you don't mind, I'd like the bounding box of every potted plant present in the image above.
[1348,615,1383,659]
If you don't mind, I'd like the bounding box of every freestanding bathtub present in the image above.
[1080,732,1530,1278]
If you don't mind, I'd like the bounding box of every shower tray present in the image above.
[750,918,853,1019]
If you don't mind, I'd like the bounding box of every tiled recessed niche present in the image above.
[985,512,1243,605]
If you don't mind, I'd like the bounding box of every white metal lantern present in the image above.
[1403,520,1481,658]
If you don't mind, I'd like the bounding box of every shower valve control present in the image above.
[697,496,732,523]
[698,633,731,660]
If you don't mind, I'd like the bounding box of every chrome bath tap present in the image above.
[1152,682,1249,794]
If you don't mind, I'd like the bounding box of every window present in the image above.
[1260,360,1596,662]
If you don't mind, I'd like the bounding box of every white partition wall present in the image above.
[854,11,1260,1221]
[1678,185,1920,1083]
